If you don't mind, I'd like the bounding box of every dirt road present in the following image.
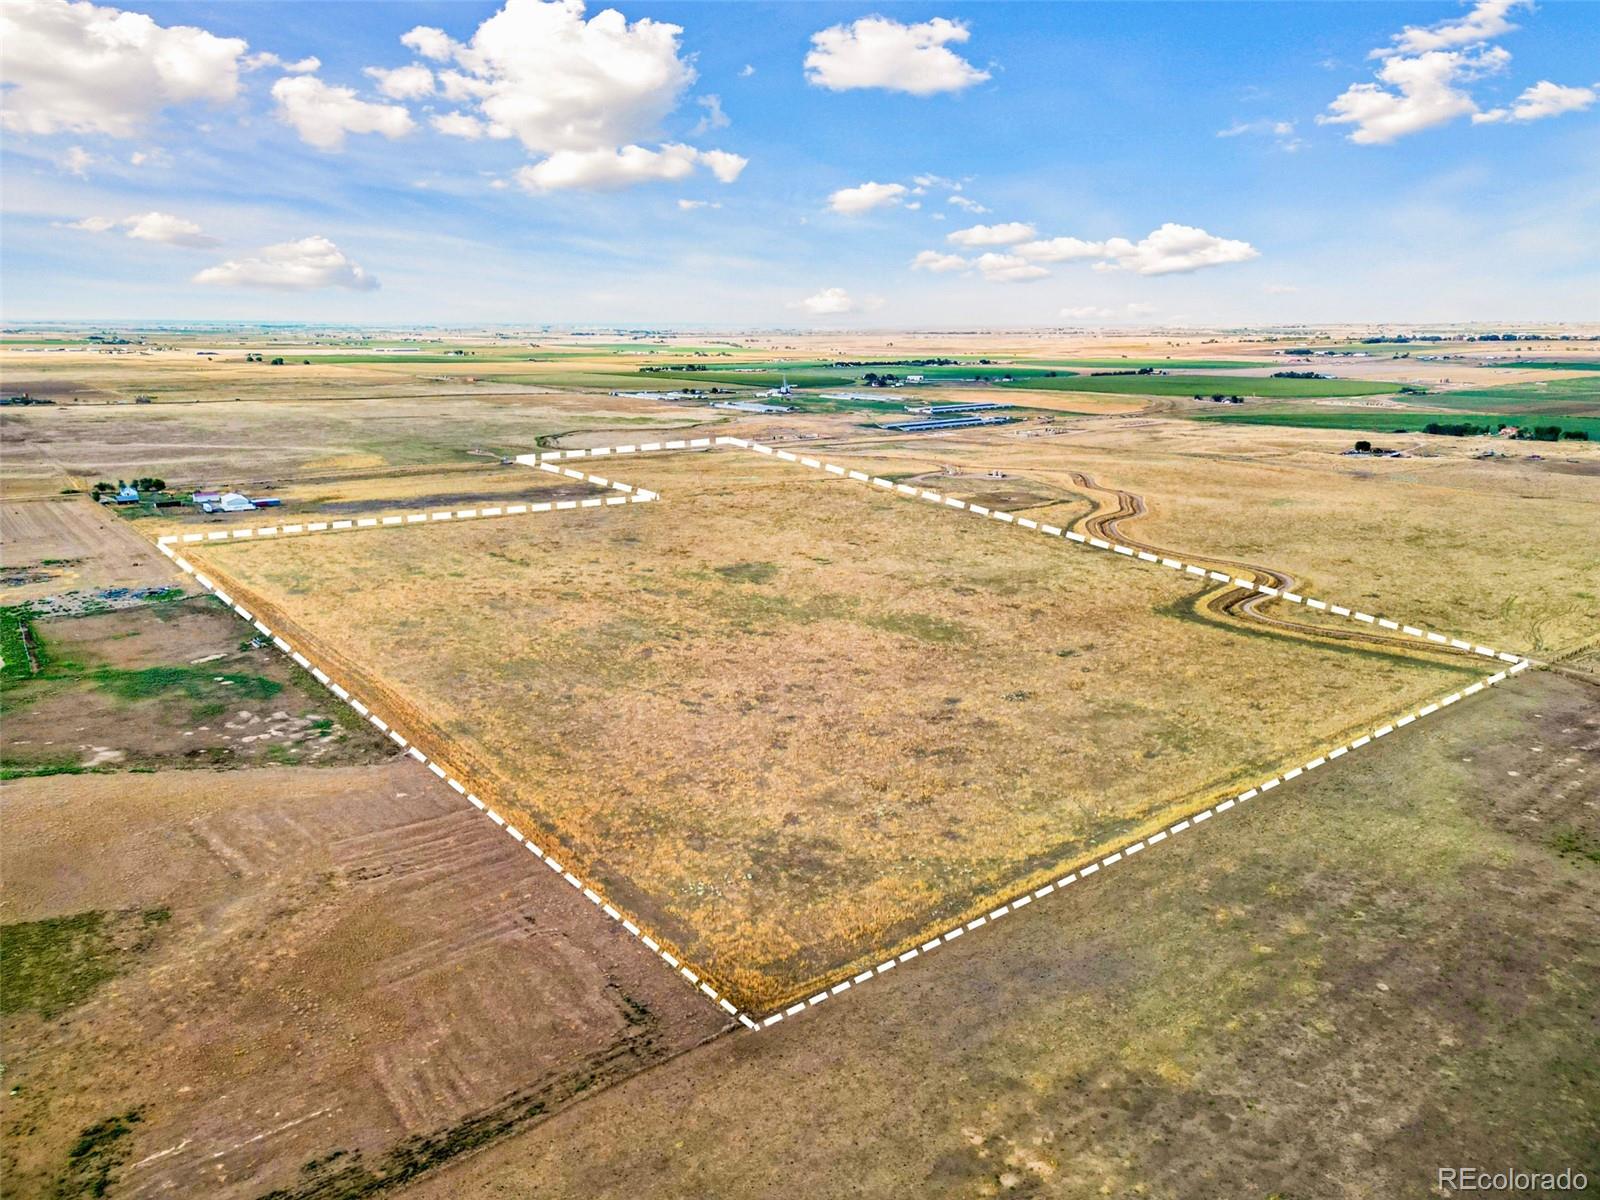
[1048,467,1483,663]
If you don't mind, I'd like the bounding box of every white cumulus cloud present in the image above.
[193,235,377,290]
[1386,0,1527,55]
[518,143,696,190]
[698,148,747,183]
[794,286,879,315]
[948,195,988,213]
[1475,79,1596,123]
[692,93,729,134]
[55,145,95,177]
[910,249,967,272]
[1013,236,1108,263]
[804,16,990,96]
[828,181,909,215]
[1090,223,1260,276]
[947,221,1036,247]
[974,252,1048,283]
[922,221,1258,281]
[272,76,415,151]
[1320,1,1582,143]
[516,143,743,191]
[59,210,218,247]
[0,0,248,136]
[400,25,456,62]
[1322,46,1505,144]
[245,52,320,74]
[400,0,693,153]
[364,63,436,100]
[62,215,117,233]
[391,0,744,191]
[430,111,492,139]
[123,211,219,247]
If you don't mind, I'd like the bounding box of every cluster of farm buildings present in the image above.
[100,485,280,513]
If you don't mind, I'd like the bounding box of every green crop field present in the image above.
[276,353,543,365]
[631,369,851,389]
[634,365,1073,389]
[911,365,1069,380]
[1470,360,1600,371]
[549,342,744,353]
[1194,405,1599,440]
[1422,377,1600,412]
[605,362,1409,403]
[656,357,997,373]
[998,373,1402,399]
[1026,358,1262,370]
[476,369,653,390]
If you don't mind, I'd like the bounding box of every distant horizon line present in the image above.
[5,320,1599,337]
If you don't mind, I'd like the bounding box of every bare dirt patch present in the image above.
[2,596,398,775]
[0,498,173,604]
[0,764,726,1200]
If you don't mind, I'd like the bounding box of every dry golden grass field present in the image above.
[804,418,1600,657]
[142,466,610,537]
[404,669,1599,1200]
[0,390,702,498]
[2,762,725,1199]
[4,331,1597,1198]
[184,448,1486,1013]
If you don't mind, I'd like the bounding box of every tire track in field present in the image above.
[1058,469,1482,662]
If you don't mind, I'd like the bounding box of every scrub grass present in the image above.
[186,452,1472,1011]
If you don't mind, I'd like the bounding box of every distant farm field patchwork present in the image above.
[1187,374,1600,439]
[1195,406,1600,440]
[183,452,1479,1012]
[607,364,1404,403]
[1424,376,1600,413]
[1001,374,1403,399]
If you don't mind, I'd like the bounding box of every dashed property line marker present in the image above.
[748,657,1526,1031]
[149,433,1533,1036]
[154,480,655,548]
[521,435,1518,663]
[528,437,1535,1029]
[717,436,1524,666]
[148,535,749,1030]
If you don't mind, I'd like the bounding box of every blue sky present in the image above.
[2,0,1596,326]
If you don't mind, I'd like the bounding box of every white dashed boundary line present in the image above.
[710,437,1524,665]
[149,431,1532,1035]
[529,436,1534,1030]
[147,531,748,1029]
[748,660,1526,1029]
[154,477,657,548]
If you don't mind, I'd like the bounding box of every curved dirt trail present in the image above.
[1055,468,1479,662]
